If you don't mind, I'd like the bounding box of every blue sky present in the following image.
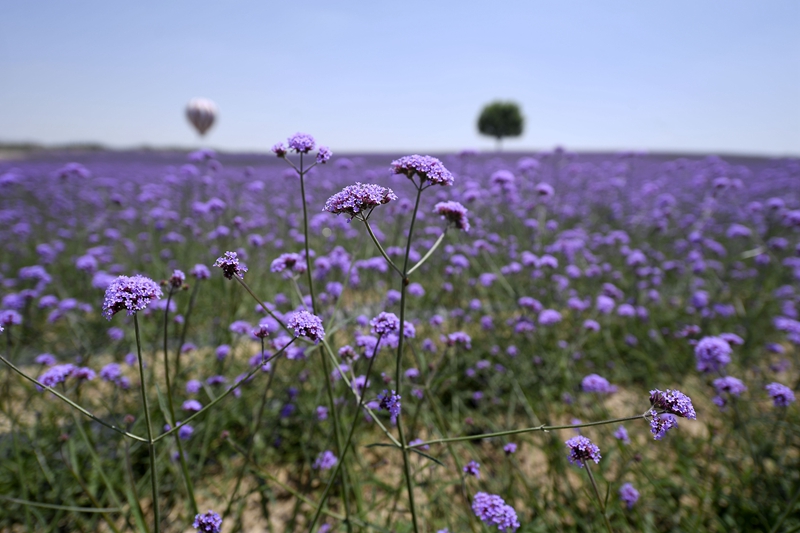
[1,1,798,155]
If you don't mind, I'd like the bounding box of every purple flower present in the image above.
[649,412,678,440]
[766,382,795,407]
[538,309,562,326]
[378,389,401,424]
[178,424,194,440]
[565,436,601,467]
[694,336,732,373]
[288,310,325,342]
[503,442,517,455]
[186,379,202,394]
[446,331,472,349]
[190,264,211,280]
[287,133,316,153]
[434,201,470,231]
[370,312,400,335]
[107,327,125,341]
[215,345,231,360]
[1,309,23,327]
[471,492,520,532]
[581,374,618,394]
[583,319,600,332]
[323,182,397,220]
[313,450,338,470]
[316,146,332,164]
[102,275,163,320]
[214,251,248,280]
[390,155,454,186]
[316,406,328,420]
[271,142,287,157]
[39,364,75,388]
[169,270,185,288]
[619,483,639,509]
[193,510,222,533]
[713,376,747,398]
[614,425,630,444]
[463,460,481,479]
[649,388,697,419]
[182,399,203,412]
[271,253,306,276]
[35,353,57,366]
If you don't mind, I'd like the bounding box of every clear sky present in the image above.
[1,1,798,155]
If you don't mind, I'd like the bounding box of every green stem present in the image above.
[363,219,403,277]
[154,340,294,444]
[395,183,423,533]
[299,155,318,314]
[0,495,120,514]
[584,463,614,533]
[134,315,160,533]
[174,281,200,380]
[770,481,800,533]
[0,353,146,442]
[407,230,447,275]
[408,414,648,448]
[162,288,198,516]
[309,335,382,532]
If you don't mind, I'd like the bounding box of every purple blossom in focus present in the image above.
[102,275,162,320]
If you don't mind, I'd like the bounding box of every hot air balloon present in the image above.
[186,98,217,136]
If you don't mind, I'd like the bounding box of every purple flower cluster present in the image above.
[471,492,520,532]
[324,182,398,220]
[316,146,332,164]
[378,389,401,424]
[434,201,470,232]
[288,310,325,343]
[650,413,679,440]
[102,275,163,320]
[712,376,747,407]
[213,251,248,280]
[391,155,454,186]
[694,336,732,373]
[581,374,617,394]
[649,388,697,419]
[39,364,76,388]
[619,482,639,509]
[370,312,400,335]
[287,132,316,153]
[270,253,306,276]
[192,510,222,533]
[565,436,601,467]
[766,382,795,407]
[313,450,338,470]
[463,460,480,478]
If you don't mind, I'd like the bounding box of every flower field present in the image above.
[0,143,798,532]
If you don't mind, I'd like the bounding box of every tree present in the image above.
[477,101,524,151]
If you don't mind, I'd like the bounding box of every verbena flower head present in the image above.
[39,364,76,388]
[581,374,618,394]
[649,411,678,439]
[391,155,454,186]
[270,253,307,276]
[434,201,470,231]
[287,132,316,153]
[694,336,732,373]
[191,264,211,280]
[193,510,222,533]
[619,483,639,509]
[271,142,287,157]
[316,146,332,164]
[102,275,163,320]
[288,310,325,343]
[0,310,23,327]
[169,269,185,288]
[378,389,401,424]
[370,311,400,335]
[614,425,631,444]
[504,442,517,455]
[463,460,481,478]
[713,376,747,397]
[766,382,795,407]
[313,450,338,470]
[214,251,248,280]
[565,435,601,467]
[471,492,520,532]
[324,182,397,220]
[649,388,697,419]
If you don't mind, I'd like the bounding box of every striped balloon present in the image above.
[186,98,217,136]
